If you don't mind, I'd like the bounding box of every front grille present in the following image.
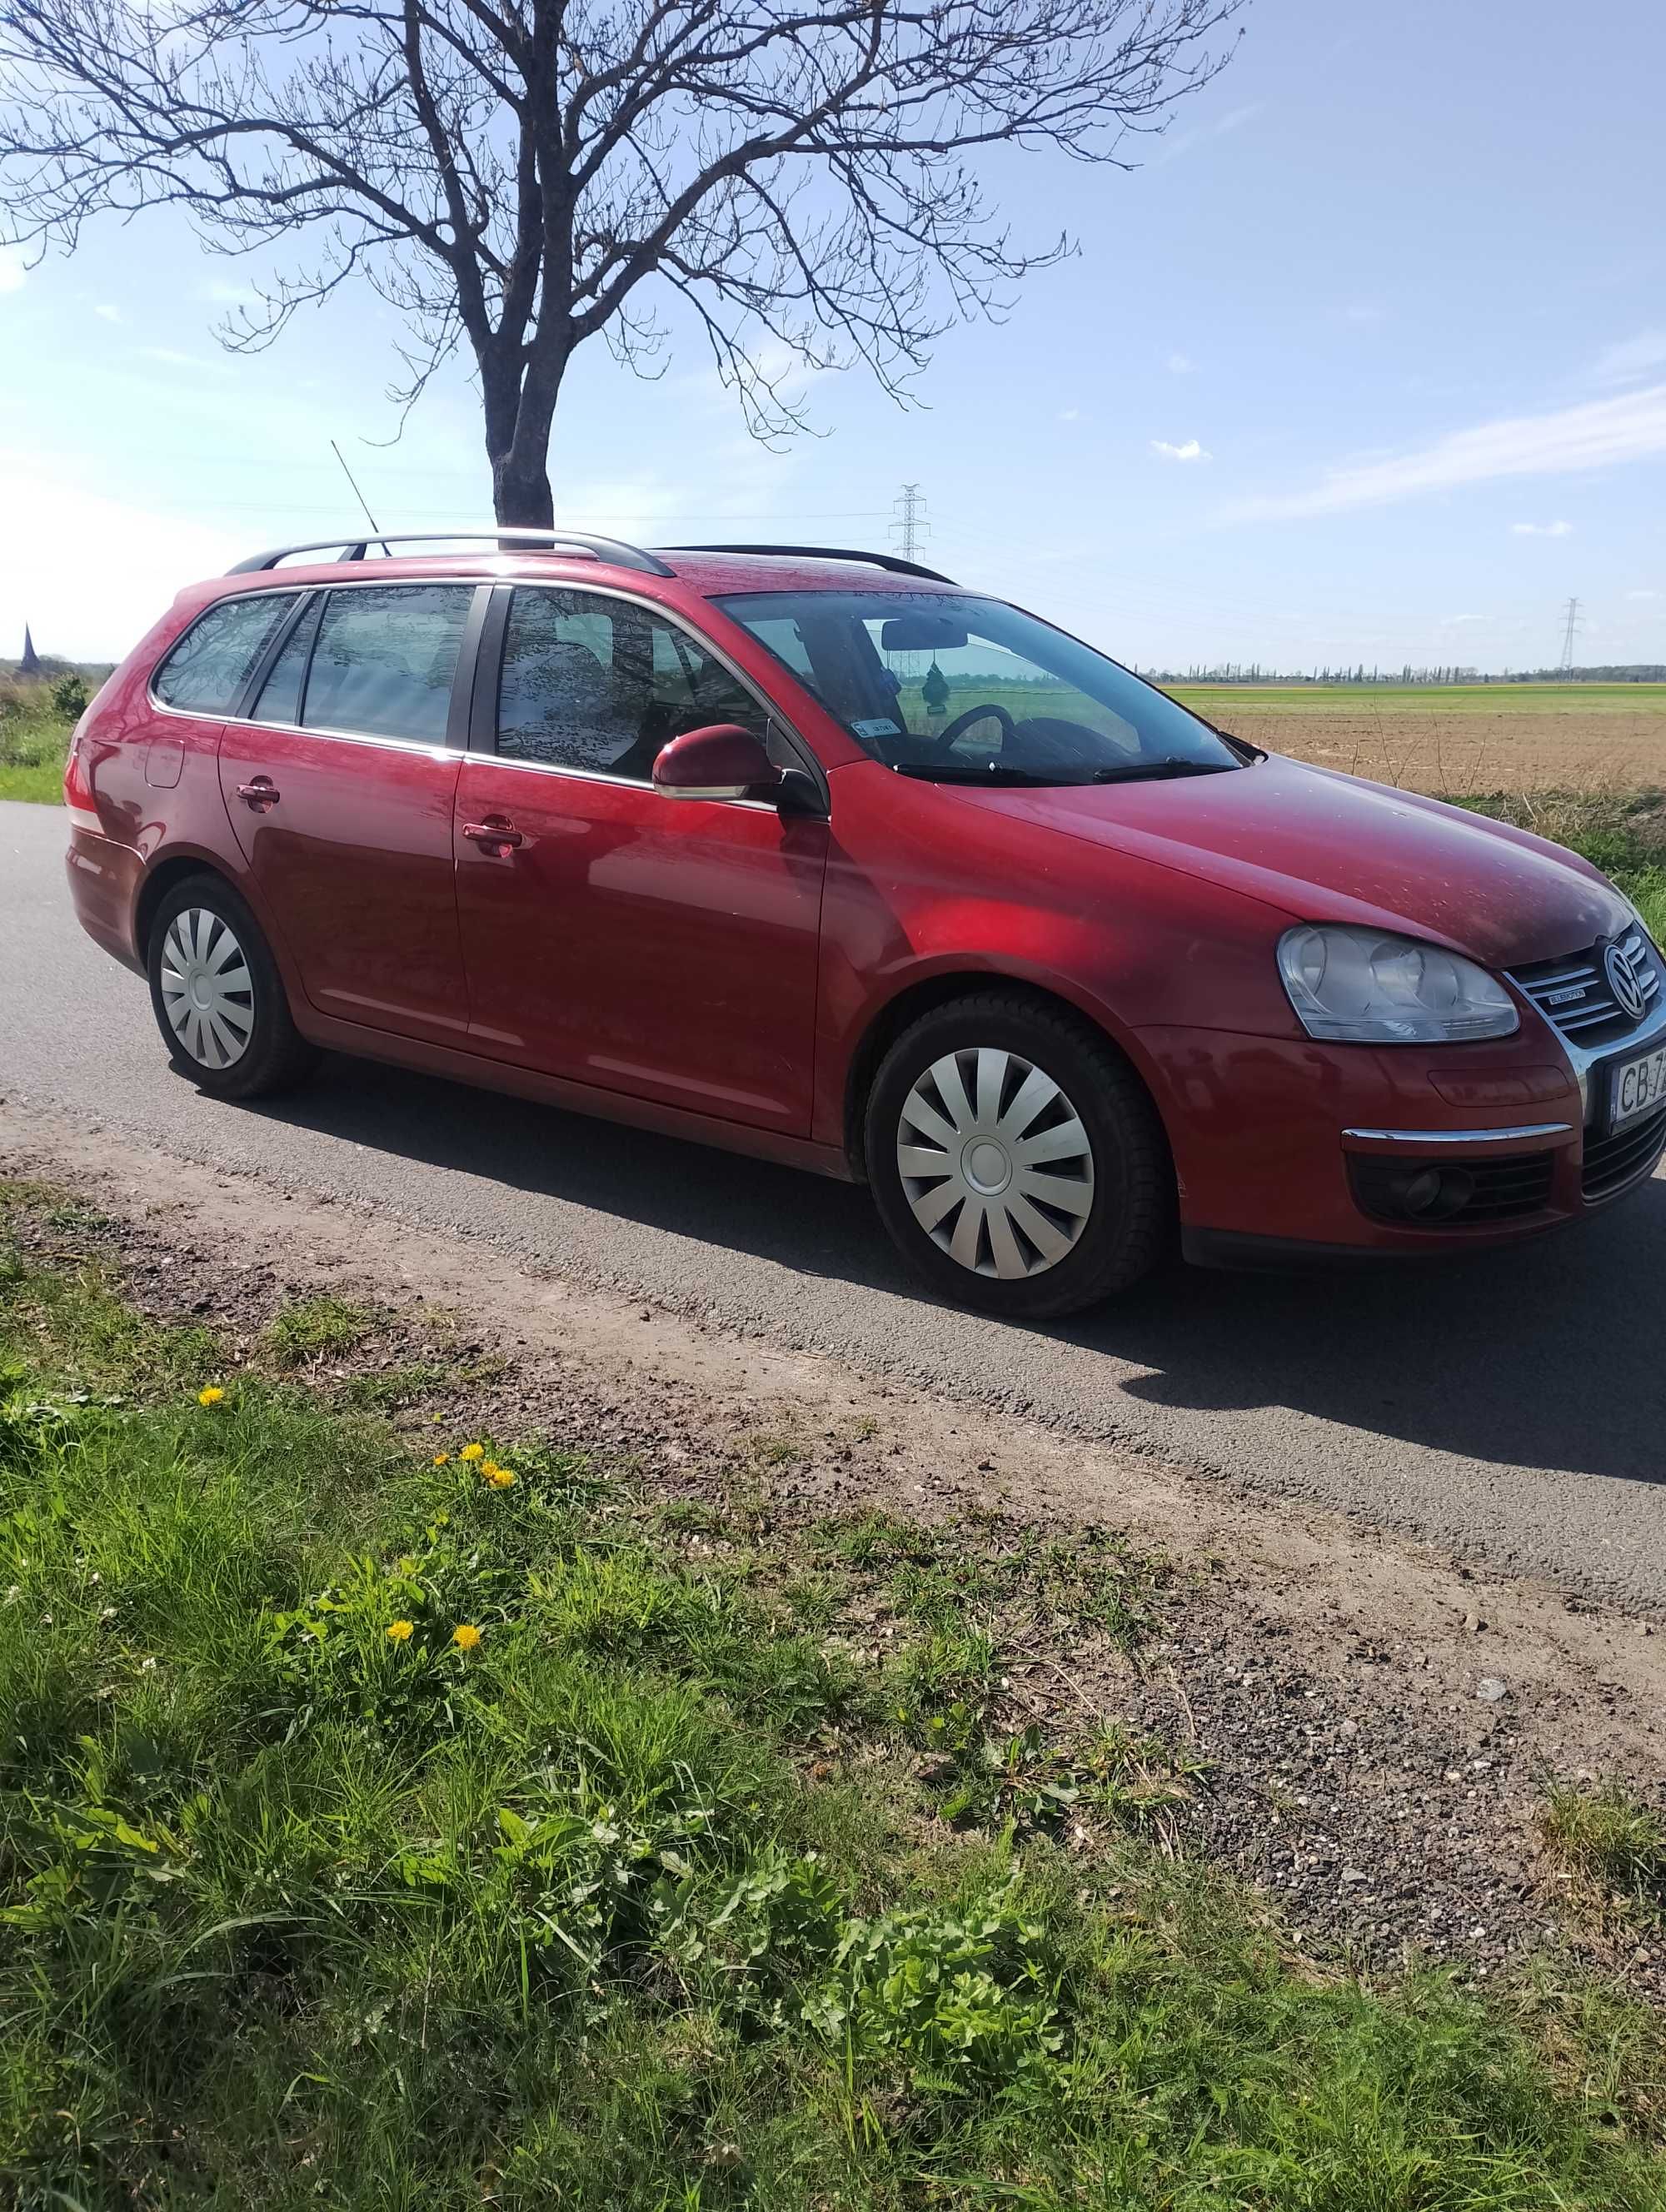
[1349,1149,1556,1228]
[1582,1104,1666,1203]
[1509,929,1661,1049]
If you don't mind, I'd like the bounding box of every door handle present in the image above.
[237,778,280,810]
[462,818,523,853]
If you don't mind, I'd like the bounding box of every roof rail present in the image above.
[664,543,956,585]
[227,529,674,577]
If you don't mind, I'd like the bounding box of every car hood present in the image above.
[972,755,1629,969]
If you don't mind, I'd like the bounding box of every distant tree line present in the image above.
[1146,662,1666,685]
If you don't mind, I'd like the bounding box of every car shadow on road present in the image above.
[237,1053,1666,1490]
[1064,1180,1666,1489]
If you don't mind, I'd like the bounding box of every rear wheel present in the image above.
[865,993,1171,1318]
[146,874,317,1099]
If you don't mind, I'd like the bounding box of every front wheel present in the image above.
[865,993,1172,1318]
[146,874,318,1100]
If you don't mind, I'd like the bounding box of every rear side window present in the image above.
[250,596,322,726]
[152,593,297,714]
[302,585,475,743]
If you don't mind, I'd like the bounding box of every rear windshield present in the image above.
[713,590,1241,786]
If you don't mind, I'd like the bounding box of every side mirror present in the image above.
[653,723,779,802]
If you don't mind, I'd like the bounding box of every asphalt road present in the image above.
[6,799,1664,1607]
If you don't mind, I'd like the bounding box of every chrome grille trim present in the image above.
[1508,929,1662,1052]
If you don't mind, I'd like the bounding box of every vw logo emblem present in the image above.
[1604,937,1649,1024]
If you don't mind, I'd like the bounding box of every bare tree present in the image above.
[0,1,1245,526]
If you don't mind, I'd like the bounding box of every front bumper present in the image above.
[1137,1015,1665,1257]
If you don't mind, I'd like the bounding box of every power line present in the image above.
[891,482,928,561]
[1558,595,1582,671]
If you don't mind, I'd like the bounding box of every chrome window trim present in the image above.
[463,747,780,810]
[1342,1123,1574,1145]
[484,576,828,810]
[206,715,456,764]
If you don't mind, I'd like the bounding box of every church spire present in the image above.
[19,624,41,676]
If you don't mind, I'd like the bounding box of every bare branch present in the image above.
[0,0,1248,519]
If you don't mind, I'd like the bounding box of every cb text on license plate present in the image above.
[1610,1044,1666,1133]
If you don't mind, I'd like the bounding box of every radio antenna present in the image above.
[330,439,390,556]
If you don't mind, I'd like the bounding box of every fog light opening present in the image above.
[1389,1166,1476,1221]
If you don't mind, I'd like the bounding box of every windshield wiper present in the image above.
[892,763,1066,786]
[1090,758,1239,784]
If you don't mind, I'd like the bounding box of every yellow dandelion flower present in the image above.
[451,1623,482,1651]
[432,1452,450,1465]
[387,1620,414,1643]
[481,1462,516,1489]
[458,1443,485,1462]
[197,1386,225,1406]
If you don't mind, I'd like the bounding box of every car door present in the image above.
[452,582,829,1135]
[217,580,485,1046]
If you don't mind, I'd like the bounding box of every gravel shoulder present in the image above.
[4,1116,1664,1996]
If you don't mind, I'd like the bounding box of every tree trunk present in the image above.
[483,332,568,529]
[491,451,554,528]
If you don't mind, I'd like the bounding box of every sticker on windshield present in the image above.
[852,717,901,739]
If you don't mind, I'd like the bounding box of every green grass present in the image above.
[1542,1785,1666,1926]
[4,1197,1666,2206]
[262,1293,376,1368]
[1170,682,1666,718]
[0,699,69,802]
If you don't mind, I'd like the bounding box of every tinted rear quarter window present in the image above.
[251,595,323,726]
[302,585,474,742]
[152,593,297,714]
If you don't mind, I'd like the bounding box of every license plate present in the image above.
[1607,1042,1666,1133]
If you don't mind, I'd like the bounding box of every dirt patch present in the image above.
[1220,710,1666,797]
[3,1106,1664,1996]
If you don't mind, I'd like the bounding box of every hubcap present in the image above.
[158,908,255,1070]
[896,1047,1095,1279]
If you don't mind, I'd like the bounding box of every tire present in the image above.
[146,873,318,1100]
[865,992,1172,1319]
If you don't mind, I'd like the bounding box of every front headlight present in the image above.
[1277,924,1519,1044]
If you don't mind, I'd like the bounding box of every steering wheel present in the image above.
[932,700,1017,755]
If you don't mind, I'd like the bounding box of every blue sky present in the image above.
[2,0,1663,672]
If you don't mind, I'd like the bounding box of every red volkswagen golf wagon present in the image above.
[64,530,1666,1318]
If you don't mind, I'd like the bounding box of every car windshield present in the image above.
[712,589,1243,785]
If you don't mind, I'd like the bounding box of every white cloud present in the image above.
[1152,437,1211,463]
[1511,519,1574,536]
[1220,383,1666,524]
[1167,351,1196,375]
[93,302,122,323]
[1342,299,1388,326]
[1593,330,1666,386]
[137,345,227,371]
[1439,613,1488,625]
[1629,588,1660,601]
[1057,407,1080,423]
[0,247,25,296]
[1156,101,1263,165]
